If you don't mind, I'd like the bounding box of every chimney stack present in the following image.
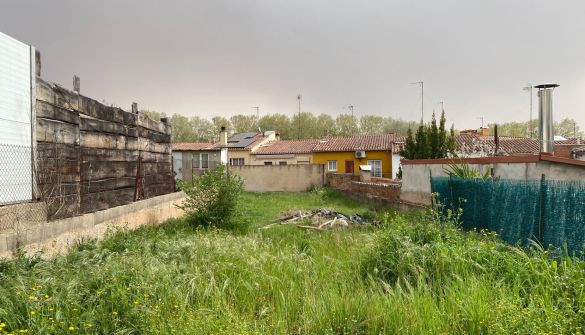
[535,84,559,153]
[219,126,227,146]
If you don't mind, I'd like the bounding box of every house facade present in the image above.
[312,134,397,179]
[171,143,221,182]
[214,131,276,166]
[251,139,318,165]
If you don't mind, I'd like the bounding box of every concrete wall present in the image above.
[0,191,185,258]
[250,153,313,165]
[401,158,585,205]
[230,164,324,192]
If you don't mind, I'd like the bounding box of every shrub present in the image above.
[177,165,244,229]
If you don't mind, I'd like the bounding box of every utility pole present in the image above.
[523,84,533,138]
[297,94,302,139]
[410,81,424,121]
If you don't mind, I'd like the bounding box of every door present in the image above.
[345,160,354,174]
[368,160,382,177]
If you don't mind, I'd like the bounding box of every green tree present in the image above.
[400,111,455,159]
[259,114,293,139]
[230,115,259,134]
[170,114,197,142]
[336,114,359,136]
[554,118,583,138]
[189,116,215,142]
[360,115,385,134]
[316,114,337,137]
[212,116,232,134]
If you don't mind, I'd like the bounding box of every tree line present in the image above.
[143,111,420,143]
[488,118,583,138]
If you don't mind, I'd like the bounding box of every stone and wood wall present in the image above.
[35,78,174,220]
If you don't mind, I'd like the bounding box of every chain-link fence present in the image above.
[0,143,46,232]
[431,176,585,255]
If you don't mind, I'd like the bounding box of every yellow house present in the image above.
[312,134,397,178]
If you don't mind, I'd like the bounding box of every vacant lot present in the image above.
[0,190,584,334]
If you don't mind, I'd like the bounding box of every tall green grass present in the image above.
[0,190,583,334]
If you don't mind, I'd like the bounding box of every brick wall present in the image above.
[326,173,360,191]
[326,173,401,204]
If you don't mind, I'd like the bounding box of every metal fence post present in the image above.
[538,174,546,244]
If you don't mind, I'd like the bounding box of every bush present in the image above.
[177,165,244,229]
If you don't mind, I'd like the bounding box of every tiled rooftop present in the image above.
[312,134,400,152]
[172,142,215,151]
[255,139,319,154]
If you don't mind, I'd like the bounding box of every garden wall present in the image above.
[401,155,585,205]
[0,192,185,258]
[326,173,402,205]
[230,164,324,192]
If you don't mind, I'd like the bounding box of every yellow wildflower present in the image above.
[68,325,76,331]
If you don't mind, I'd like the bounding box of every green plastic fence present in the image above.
[431,176,585,255]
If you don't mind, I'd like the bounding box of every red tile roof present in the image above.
[255,139,319,154]
[172,142,215,151]
[455,134,583,156]
[313,134,399,152]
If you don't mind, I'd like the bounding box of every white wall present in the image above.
[0,32,33,204]
[401,160,585,205]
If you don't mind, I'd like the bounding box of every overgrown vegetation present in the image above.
[177,165,245,230]
[0,191,584,334]
[443,162,491,180]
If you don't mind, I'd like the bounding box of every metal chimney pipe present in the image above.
[535,84,559,153]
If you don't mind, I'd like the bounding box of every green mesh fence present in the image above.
[431,176,585,255]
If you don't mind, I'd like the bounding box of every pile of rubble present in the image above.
[262,208,375,230]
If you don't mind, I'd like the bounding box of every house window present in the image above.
[230,158,245,166]
[368,160,382,177]
[200,153,209,169]
[279,161,287,165]
[327,160,337,172]
[264,162,273,166]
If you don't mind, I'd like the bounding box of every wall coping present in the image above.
[401,154,585,168]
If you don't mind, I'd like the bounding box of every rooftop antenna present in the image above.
[297,94,302,139]
[410,81,424,122]
[439,101,444,113]
[348,105,355,134]
[522,84,533,138]
[478,116,485,129]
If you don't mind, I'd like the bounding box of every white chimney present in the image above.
[535,84,559,153]
[219,126,227,146]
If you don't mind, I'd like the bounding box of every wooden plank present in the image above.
[80,177,136,195]
[38,182,80,197]
[80,161,137,181]
[80,148,169,163]
[80,148,139,162]
[144,183,174,198]
[36,100,80,125]
[137,126,171,143]
[80,131,128,150]
[46,194,80,220]
[37,143,80,160]
[137,137,171,153]
[36,118,79,144]
[143,173,173,185]
[80,188,135,214]
[137,113,171,135]
[79,96,126,124]
[80,116,137,137]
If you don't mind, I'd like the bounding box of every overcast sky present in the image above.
[1,0,584,129]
